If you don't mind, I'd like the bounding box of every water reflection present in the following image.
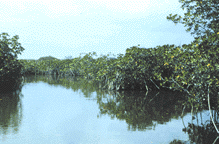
[1,75,219,143]
[179,110,219,144]
[0,89,23,141]
[96,90,190,131]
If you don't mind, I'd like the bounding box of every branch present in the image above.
[144,80,149,92]
[213,136,219,144]
[208,84,219,134]
[69,68,75,76]
[181,104,186,118]
[148,92,160,104]
[150,78,160,90]
[171,78,192,96]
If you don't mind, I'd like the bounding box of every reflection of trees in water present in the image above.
[19,75,219,143]
[184,122,218,144]
[96,88,219,143]
[168,85,219,144]
[22,75,191,131]
[169,139,188,144]
[0,89,23,141]
[96,89,190,131]
[173,109,219,144]
[179,85,219,144]
[22,75,101,99]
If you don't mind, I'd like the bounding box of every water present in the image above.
[0,75,216,144]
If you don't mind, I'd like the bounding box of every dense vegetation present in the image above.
[1,0,219,132]
[0,0,218,142]
[37,56,60,61]
[17,0,219,135]
[0,33,24,92]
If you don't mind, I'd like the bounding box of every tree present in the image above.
[165,0,219,98]
[0,33,24,58]
[0,32,25,92]
[65,55,73,60]
[167,0,219,41]
[166,0,219,133]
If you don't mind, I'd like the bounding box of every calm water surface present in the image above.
[0,75,213,144]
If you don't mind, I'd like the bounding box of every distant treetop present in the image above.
[38,56,60,61]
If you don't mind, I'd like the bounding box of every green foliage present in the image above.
[0,32,24,92]
[0,33,24,58]
[18,0,219,112]
[167,0,218,41]
[38,56,60,61]
[165,0,219,110]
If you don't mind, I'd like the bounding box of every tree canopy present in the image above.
[0,33,24,58]
[38,56,60,61]
[167,0,219,41]
[0,32,24,92]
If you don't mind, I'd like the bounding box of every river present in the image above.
[0,75,216,144]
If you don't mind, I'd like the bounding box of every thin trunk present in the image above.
[208,84,219,134]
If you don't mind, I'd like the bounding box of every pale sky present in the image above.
[1,0,195,60]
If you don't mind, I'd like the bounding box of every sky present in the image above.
[1,0,196,60]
